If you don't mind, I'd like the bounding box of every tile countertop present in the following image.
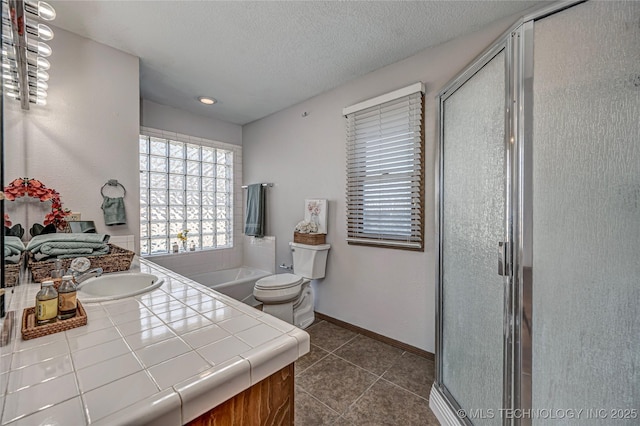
[0,257,309,425]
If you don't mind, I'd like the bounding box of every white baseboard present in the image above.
[429,384,465,426]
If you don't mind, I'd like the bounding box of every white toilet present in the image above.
[253,242,330,329]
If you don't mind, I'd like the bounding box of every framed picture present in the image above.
[304,199,327,234]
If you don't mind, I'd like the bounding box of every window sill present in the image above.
[142,246,233,259]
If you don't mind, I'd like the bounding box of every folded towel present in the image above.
[26,233,110,260]
[244,184,266,237]
[4,236,25,258]
[102,196,127,226]
[5,253,21,264]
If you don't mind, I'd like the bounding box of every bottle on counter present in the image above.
[57,275,78,320]
[36,280,58,325]
[172,242,179,253]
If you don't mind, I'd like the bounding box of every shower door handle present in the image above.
[498,241,510,276]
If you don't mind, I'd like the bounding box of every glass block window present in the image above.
[139,134,233,255]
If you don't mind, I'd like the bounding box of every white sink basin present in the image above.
[77,272,163,302]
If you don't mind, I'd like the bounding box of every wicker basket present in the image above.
[22,300,87,340]
[5,252,24,287]
[29,244,135,283]
[293,232,326,245]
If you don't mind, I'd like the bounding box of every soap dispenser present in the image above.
[50,259,65,288]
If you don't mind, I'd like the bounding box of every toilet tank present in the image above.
[289,242,331,279]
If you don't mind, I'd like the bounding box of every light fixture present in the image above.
[2,0,56,110]
[198,96,216,105]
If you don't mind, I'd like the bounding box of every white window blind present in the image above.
[344,83,425,250]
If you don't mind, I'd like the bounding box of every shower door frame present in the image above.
[431,2,586,425]
[434,32,516,426]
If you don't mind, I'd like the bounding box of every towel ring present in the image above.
[101,179,127,197]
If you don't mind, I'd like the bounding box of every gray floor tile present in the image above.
[297,320,437,424]
[382,351,435,399]
[296,344,330,375]
[306,321,357,352]
[342,379,439,425]
[295,385,341,426]
[332,416,356,425]
[334,334,404,375]
[296,354,377,415]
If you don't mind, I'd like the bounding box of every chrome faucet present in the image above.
[70,267,103,284]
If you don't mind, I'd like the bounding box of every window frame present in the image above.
[344,83,425,251]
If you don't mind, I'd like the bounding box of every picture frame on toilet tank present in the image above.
[304,199,327,234]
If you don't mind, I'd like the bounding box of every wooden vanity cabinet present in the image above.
[187,363,294,426]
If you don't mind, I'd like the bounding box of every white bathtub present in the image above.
[188,266,272,306]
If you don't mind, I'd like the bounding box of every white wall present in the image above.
[243,15,517,352]
[5,27,140,251]
[141,99,242,146]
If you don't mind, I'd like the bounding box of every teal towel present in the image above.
[4,236,25,260]
[26,233,110,259]
[102,196,127,226]
[244,184,265,237]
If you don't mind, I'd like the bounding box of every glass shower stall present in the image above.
[431,1,640,425]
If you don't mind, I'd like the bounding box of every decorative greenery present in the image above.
[3,178,70,231]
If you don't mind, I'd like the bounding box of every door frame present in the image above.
[433,36,514,426]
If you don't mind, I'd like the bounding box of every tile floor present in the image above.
[294,320,440,425]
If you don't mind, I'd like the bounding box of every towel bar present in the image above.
[241,183,273,189]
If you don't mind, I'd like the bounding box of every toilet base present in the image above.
[262,302,294,324]
[260,284,315,329]
[293,285,314,329]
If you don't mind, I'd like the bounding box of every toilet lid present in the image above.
[255,273,303,290]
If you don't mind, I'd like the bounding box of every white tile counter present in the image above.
[0,258,309,425]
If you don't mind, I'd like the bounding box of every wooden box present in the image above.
[22,300,87,340]
[293,232,326,245]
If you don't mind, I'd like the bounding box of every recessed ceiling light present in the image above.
[198,96,216,105]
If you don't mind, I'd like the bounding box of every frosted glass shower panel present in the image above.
[441,50,506,424]
[532,1,640,422]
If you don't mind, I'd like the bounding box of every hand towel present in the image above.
[102,196,127,226]
[244,184,266,237]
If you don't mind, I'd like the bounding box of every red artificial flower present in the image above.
[4,178,70,231]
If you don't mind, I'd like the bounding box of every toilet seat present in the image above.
[254,273,305,304]
[255,273,303,290]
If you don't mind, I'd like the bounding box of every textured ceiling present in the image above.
[52,1,544,125]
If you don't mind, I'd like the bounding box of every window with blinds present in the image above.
[344,83,425,250]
